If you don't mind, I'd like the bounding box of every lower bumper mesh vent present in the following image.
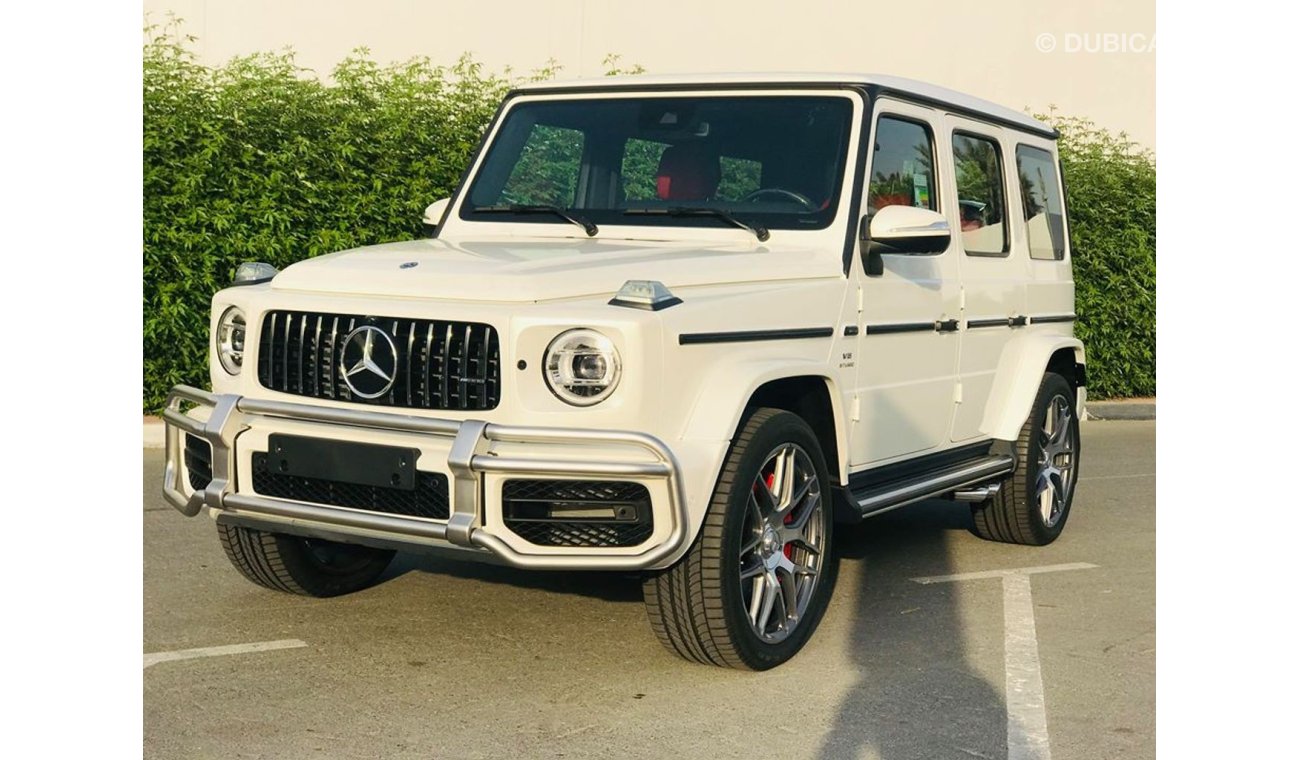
[251,452,451,520]
[502,480,654,547]
[184,434,213,491]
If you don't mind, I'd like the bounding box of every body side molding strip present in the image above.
[865,322,935,335]
[967,317,1013,329]
[678,327,835,345]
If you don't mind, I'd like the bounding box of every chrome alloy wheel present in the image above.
[739,443,826,644]
[1037,394,1078,528]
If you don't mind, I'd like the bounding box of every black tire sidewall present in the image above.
[276,533,395,597]
[717,410,837,670]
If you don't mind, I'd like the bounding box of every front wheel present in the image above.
[217,523,395,597]
[970,372,1081,545]
[643,408,836,669]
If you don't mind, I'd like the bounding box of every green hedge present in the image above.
[144,26,1154,410]
[1038,110,1156,398]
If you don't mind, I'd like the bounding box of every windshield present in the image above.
[460,95,855,232]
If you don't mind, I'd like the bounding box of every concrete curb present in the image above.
[1085,399,1155,421]
[144,398,1156,448]
[144,416,164,448]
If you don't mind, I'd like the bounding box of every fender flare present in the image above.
[980,333,1086,441]
[680,359,849,483]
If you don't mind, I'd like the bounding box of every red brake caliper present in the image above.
[766,472,795,559]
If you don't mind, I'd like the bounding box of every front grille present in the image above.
[251,452,451,520]
[503,480,654,548]
[184,434,213,491]
[256,310,500,410]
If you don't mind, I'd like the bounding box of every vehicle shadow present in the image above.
[820,499,1008,759]
[381,550,645,603]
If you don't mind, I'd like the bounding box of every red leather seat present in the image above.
[655,143,721,201]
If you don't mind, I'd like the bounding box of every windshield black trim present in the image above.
[842,86,873,275]
[434,98,508,240]
[511,81,1057,139]
[458,92,858,235]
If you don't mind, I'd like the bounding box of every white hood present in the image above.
[270,236,842,302]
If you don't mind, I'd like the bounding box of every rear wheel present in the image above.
[643,408,836,669]
[217,523,395,597]
[971,372,1080,545]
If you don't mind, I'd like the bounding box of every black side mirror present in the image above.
[859,214,884,276]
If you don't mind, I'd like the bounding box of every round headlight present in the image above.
[544,328,622,406]
[216,306,246,375]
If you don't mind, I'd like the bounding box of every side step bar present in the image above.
[849,454,1015,517]
[952,482,1002,502]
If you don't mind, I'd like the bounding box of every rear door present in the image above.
[850,100,962,466]
[944,116,1029,442]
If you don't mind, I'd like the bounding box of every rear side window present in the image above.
[1016,145,1067,260]
[868,117,937,212]
[952,133,1008,255]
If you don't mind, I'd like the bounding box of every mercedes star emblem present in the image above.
[340,325,399,399]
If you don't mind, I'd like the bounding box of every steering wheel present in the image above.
[741,187,818,211]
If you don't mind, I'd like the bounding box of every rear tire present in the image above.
[217,523,395,597]
[971,372,1080,545]
[642,408,837,670]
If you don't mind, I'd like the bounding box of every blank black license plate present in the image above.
[265,434,421,491]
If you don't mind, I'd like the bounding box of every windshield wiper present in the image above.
[624,207,769,242]
[473,204,598,237]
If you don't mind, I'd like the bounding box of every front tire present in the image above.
[971,372,1081,545]
[643,408,837,670]
[217,523,395,597]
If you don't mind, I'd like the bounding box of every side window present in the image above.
[868,117,937,213]
[952,133,1008,255]
[1016,145,1067,260]
[499,124,585,207]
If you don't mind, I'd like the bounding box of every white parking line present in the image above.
[911,563,1098,760]
[912,562,1098,585]
[144,638,308,669]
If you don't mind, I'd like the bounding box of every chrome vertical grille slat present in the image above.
[326,316,340,400]
[423,323,436,408]
[256,310,500,411]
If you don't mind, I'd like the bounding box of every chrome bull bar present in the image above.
[161,385,689,570]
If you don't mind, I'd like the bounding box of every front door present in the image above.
[850,100,962,466]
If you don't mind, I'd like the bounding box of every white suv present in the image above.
[162,73,1084,670]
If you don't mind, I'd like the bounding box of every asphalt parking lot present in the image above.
[144,420,1154,760]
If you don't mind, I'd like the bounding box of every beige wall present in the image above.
[145,0,1154,148]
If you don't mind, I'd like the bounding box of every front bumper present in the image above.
[161,385,690,570]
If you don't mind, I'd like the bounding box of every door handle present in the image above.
[934,319,960,333]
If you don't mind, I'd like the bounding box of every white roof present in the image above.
[515,72,1052,136]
